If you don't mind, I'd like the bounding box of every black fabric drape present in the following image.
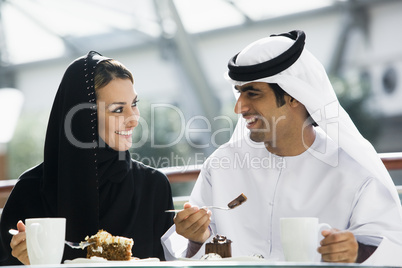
[0,51,174,265]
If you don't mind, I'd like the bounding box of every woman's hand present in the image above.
[10,220,30,265]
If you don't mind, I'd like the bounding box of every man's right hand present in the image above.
[10,220,30,265]
[174,203,211,243]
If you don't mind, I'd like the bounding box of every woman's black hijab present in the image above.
[0,51,173,264]
[42,51,132,243]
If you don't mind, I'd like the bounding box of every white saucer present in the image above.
[178,256,269,262]
[65,256,160,264]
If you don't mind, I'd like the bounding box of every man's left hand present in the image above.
[317,228,358,263]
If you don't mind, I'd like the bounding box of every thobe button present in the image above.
[269,202,274,206]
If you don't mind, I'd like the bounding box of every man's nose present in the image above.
[234,95,249,115]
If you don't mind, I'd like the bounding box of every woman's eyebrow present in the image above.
[107,102,126,108]
[107,96,137,108]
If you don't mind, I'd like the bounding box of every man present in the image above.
[162,30,402,265]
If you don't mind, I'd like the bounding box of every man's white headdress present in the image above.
[224,30,400,205]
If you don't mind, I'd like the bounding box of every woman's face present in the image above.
[96,78,140,151]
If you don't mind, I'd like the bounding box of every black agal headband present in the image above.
[227,30,306,81]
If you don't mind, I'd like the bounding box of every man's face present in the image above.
[234,82,291,146]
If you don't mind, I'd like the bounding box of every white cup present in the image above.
[280,217,331,262]
[25,218,66,265]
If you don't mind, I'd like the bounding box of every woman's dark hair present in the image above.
[94,59,133,93]
[269,83,318,126]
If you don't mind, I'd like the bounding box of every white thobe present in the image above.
[162,129,402,265]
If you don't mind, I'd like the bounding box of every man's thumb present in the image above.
[183,202,192,209]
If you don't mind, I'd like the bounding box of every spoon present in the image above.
[8,229,93,249]
[64,240,93,249]
[165,193,247,213]
[165,205,230,213]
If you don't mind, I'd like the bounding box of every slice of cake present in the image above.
[85,230,134,261]
[205,235,232,258]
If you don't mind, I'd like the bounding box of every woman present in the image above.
[0,51,174,265]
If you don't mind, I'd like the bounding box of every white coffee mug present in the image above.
[25,218,66,265]
[280,217,331,262]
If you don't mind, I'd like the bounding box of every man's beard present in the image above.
[249,121,269,143]
[249,130,266,142]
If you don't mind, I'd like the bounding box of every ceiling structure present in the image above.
[0,0,338,65]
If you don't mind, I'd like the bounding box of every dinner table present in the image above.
[0,259,396,268]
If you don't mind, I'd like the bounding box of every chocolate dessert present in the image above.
[227,193,247,209]
[205,235,232,258]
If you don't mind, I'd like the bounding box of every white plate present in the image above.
[178,256,269,262]
[65,256,160,264]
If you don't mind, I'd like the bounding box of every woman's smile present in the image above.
[115,129,133,136]
[115,129,133,141]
